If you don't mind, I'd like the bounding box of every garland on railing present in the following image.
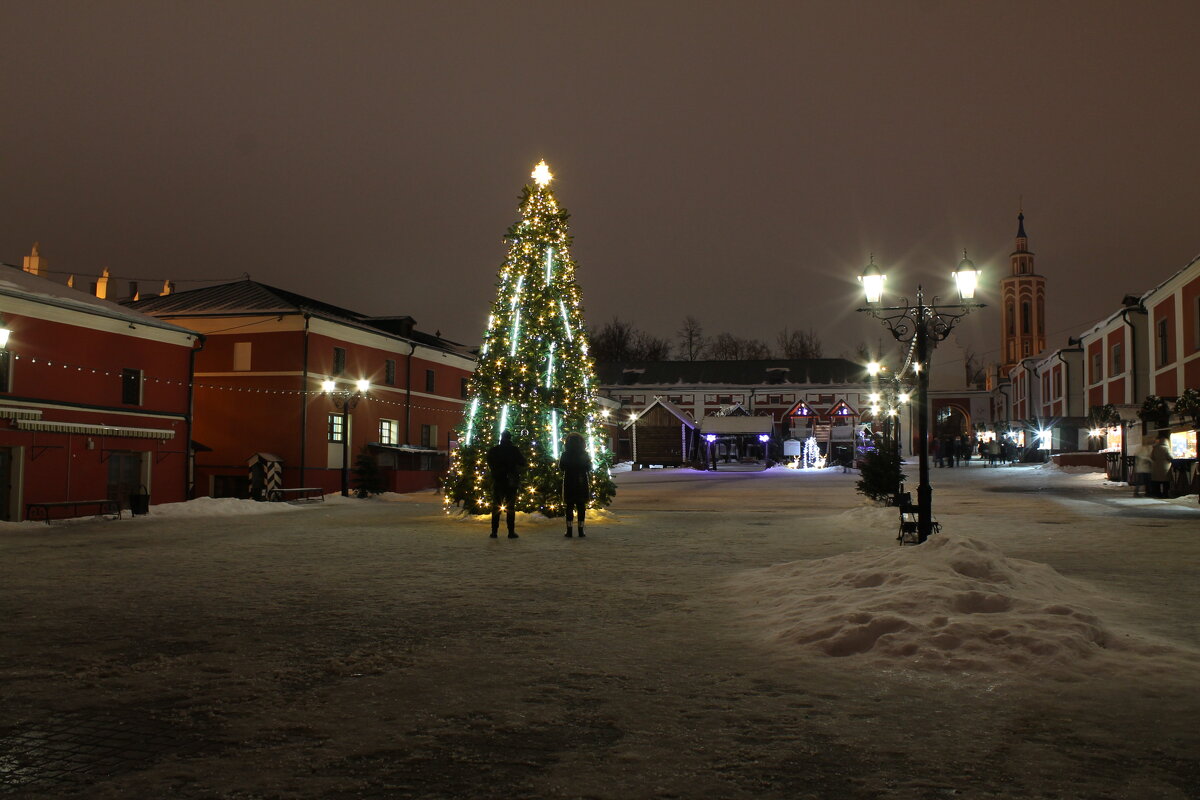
[1138,395,1172,427]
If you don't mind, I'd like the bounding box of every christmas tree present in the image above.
[444,161,616,516]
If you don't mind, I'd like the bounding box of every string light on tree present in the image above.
[444,160,616,515]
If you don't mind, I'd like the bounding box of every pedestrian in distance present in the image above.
[486,430,526,538]
[1131,437,1153,497]
[559,432,592,538]
[930,437,942,468]
[1149,434,1174,499]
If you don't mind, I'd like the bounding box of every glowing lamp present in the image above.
[858,256,885,304]
[866,361,881,377]
[705,434,717,443]
[899,392,911,403]
[953,251,980,300]
[868,392,881,403]
[0,313,9,349]
[758,434,769,442]
[532,160,553,187]
[355,379,370,393]
[321,379,336,392]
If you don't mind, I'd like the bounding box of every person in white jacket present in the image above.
[1132,438,1153,497]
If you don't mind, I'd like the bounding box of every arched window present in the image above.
[1006,302,1015,335]
[1021,301,1031,334]
[1037,297,1045,335]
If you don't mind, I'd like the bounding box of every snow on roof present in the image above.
[624,396,697,429]
[0,264,197,337]
[734,530,1189,675]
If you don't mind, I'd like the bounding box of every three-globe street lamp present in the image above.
[857,253,984,543]
[322,378,370,497]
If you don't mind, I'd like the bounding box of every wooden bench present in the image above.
[266,487,325,503]
[26,499,122,523]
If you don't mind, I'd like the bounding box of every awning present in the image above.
[0,407,44,420]
[14,419,176,440]
[368,442,443,454]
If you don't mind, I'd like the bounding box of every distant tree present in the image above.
[676,316,707,360]
[709,333,771,360]
[634,331,672,361]
[351,447,386,498]
[963,349,987,388]
[856,436,906,502]
[589,317,637,362]
[776,327,823,359]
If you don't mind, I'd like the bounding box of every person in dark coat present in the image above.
[486,430,526,538]
[559,432,592,538]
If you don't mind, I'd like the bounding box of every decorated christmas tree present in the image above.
[444,161,616,516]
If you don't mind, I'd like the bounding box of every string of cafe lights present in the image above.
[2,350,462,415]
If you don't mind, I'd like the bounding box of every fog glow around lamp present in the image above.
[0,314,9,349]
[758,434,769,443]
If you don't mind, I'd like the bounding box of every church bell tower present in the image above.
[1000,212,1046,375]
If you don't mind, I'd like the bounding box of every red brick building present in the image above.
[130,280,475,497]
[0,262,198,520]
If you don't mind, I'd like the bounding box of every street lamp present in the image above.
[322,378,370,497]
[857,252,984,543]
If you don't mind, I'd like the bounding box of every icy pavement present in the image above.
[2,462,1198,798]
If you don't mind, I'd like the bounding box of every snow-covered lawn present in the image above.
[2,462,1198,798]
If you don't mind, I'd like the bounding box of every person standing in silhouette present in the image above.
[559,432,592,538]
[486,430,526,538]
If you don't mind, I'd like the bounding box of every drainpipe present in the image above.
[299,314,310,484]
[1119,303,1146,403]
[186,334,207,499]
[1055,345,1080,417]
[404,340,416,444]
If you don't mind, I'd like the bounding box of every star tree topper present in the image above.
[531,160,553,187]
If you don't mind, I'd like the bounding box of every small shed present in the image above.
[247,452,283,500]
[699,414,775,467]
[626,397,699,467]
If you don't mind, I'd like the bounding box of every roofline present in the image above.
[0,286,197,338]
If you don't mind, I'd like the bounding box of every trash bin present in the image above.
[129,486,150,516]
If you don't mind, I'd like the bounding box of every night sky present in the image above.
[3,1,1198,366]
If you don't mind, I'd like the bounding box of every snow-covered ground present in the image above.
[2,462,1198,798]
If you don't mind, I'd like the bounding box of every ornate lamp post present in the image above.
[322,378,370,497]
[857,252,984,543]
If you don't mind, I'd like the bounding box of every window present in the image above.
[327,413,344,443]
[1194,296,1200,352]
[333,347,346,376]
[379,419,398,445]
[1056,372,1063,399]
[460,377,469,399]
[121,368,143,405]
[1158,319,1170,366]
[1092,352,1102,383]
[1021,301,1031,335]
[233,342,252,371]
[0,351,10,392]
[425,369,436,393]
[1023,341,1031,356]
[1006,302,1015,336]
[1111,342,1123,375]
[421,423,437,448]
[385,359,396,386]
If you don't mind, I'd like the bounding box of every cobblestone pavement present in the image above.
[2,466,1199,798]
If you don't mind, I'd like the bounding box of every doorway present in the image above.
[107,452,143,511]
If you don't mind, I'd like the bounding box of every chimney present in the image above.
[22,243,45,275]
[95,268,110,299]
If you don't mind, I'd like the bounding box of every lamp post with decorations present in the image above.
[857,253,983,543]
[322,378,370,497]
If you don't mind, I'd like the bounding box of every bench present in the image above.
[26,499,122,523]
[897,500,940,546]
[267,487,325,503]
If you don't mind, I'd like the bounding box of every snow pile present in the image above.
[1035,461,1105,475]
[142,496,309,517]
[736,533,1194,676]
[609,462,633,474]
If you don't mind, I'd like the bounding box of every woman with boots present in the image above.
[559,432,592,538]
